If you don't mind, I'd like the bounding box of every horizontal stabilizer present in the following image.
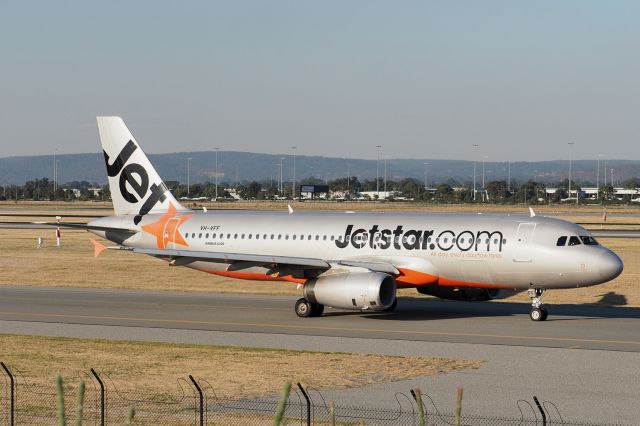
[91,239,108,257]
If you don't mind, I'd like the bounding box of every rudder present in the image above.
[97,116,188,224]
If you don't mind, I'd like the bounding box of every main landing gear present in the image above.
[528,288,548,321]
[295,298,324,317]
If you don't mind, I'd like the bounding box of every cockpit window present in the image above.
[580,236,599,245]
[568,236,582,246]
[556,236,567,246]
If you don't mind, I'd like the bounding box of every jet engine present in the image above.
[303,272,397,311]
[416,286,502,301]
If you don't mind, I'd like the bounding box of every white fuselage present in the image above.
[89,210,623,291]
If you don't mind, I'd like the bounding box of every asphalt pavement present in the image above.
[0,285,639,424]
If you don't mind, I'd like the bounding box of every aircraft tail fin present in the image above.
[97,117,188,224]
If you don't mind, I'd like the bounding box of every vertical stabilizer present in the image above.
[97,117,188,224]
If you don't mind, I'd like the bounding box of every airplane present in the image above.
[83,117,623,321]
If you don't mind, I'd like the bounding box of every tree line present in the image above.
[2,176,639,204]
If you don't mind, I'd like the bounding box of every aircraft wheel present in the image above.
[383,298,398,312]
[295,298,313,318]
[530,307,544,321]
[310,302,324,317]
[540,307,549,321]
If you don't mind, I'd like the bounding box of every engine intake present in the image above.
[304,272,397,311]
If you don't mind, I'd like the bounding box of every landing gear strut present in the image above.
[528,288,548,321]
[295,298,324,318]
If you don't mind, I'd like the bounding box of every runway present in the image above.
[1,285,639,423]
[0,285,638,352]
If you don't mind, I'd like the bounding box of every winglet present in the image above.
[288,204,294,214]
[91,239,108,257]
[529,207,536,217]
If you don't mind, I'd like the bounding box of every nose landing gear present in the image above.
[528,288,548,321]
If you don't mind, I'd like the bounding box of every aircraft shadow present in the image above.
[322,297,640,322]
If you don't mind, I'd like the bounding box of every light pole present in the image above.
[611,168,615,188]
[291,146,297,200]
[346,161,350,197]
[53,149,57,200]
[596,155,601,200]
[567,142,574,202]
[214,148,219,201]
[279,157,285,195]
[423,162,428,189]
[56,160,60,194]
[507,160,511,192]
[384,155,388,199]
[482,155,487,202]
[376,145,382,198]
[472,144,479,201]
[187,157,192,196]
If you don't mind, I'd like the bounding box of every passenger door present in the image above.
[513,223,536,262]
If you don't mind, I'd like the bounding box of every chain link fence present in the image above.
[0,362,629,425]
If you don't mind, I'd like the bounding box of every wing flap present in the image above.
[133,247,331,269]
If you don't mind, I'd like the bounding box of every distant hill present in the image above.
[0,150,638,186]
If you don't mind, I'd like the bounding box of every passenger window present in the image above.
[293,235,297,240]
[212,233,216,238]
[227,233,231,239]
[323,235,327,241]
[557,236,567,246]
[568,236,581,246]
[580,236,599,245]
[255,234,259,239]
[315,235,319,241]
[502,239,506,245]
[248,234,252,239]
[263,234,267,239]
[234,234,238,239]
[278,235,281,240]
[331,236,335,241]
[285,235,289,240]
[198,233,202,238]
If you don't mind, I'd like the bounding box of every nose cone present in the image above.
[599,250,624,282]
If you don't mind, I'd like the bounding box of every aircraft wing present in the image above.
[133,247,331,269]
[132,247,399,274]
[0,221,136,235]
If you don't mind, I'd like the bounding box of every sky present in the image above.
[1,1,640,161]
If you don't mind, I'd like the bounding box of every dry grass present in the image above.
[0,334,480,398]
[1,201,639,306]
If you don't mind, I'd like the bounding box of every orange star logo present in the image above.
[141,203,192,249]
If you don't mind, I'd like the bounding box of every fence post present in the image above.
[0,362,14,426]
[296,382,311,426]
[533,396,546,426]
[90,368,105,426]
[188,375,204,426]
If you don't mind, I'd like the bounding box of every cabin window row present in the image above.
[185,233,337,241]
[183,232,507,246]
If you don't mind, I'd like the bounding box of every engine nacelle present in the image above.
[304,272,397,311]
[417,285,502,301]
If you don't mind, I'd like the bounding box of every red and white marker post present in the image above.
[56,215,61,247]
